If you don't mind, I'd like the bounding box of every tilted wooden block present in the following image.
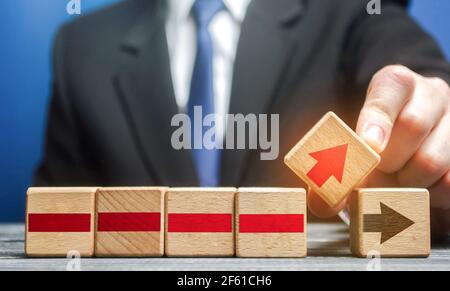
[236,188,307,258]
[25,187,97,257]
[284,112,380,207]
[95,187,167,257]
[350,188,430,257]
[165,188,235,257]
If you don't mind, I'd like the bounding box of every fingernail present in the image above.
[363,124,385,151]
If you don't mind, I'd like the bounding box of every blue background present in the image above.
[0,0,449,222]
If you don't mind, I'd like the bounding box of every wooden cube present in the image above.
[165,188,235,257]
[25,187,97,257]
[350,188,430,257]
[284,112,380,207]
[95,187,166,257]
[236,188,307,257]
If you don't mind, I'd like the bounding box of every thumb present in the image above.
[356,65,416,153]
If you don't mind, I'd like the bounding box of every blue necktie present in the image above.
[188,0,224,187]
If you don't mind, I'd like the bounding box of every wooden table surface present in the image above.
[1,222,449,271]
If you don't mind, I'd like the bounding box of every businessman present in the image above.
[35,0,450,237]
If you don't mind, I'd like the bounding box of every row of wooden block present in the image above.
[26,187,306,257]
[26,187,430,258]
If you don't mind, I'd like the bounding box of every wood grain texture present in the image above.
[284,112,380,207]
[165,188,236,257]
[95,187,167,257]
[350,188,430,258]
[236,188,307,258]
[25,187,97,257]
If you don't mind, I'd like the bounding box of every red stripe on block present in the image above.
[97,212,161,232]
[168,213,232,232]
[239,214,304,233]
[28,213,91,232]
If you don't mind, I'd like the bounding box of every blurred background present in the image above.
[0,0,449,222]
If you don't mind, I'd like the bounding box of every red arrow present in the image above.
[306,144,348,187]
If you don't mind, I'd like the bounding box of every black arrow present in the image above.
[363,202,415,244]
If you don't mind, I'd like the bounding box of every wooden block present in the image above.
[25,187,97,257]
[165,188,235,257]
[350,188,430,257]
[95,187,167,257]
[284,112,380,207]
[236,188,307,258]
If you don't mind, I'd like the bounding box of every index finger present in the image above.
[356,65,416,153]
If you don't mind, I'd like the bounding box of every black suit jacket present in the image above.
[34,0,450,188]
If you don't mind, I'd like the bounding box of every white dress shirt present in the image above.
[165,0,252,142]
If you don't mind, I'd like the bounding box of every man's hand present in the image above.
[308,65,450,222]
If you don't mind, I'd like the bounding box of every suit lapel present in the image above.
[221,0,306,186]
[114,0,198,185]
